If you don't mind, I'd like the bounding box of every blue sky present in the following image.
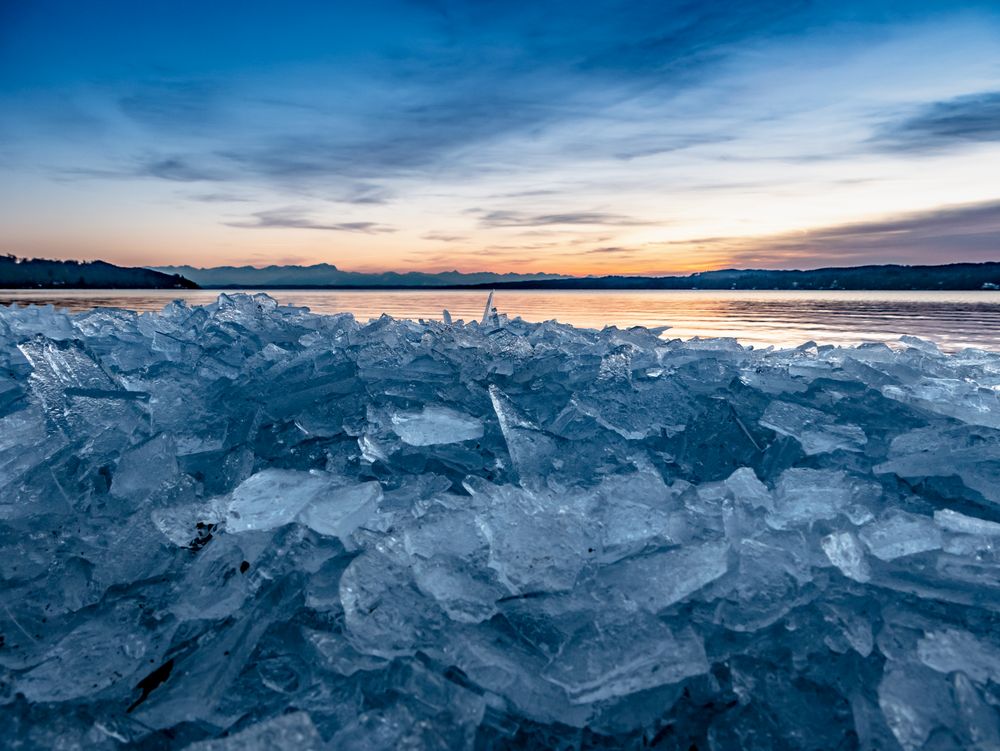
[1,0,999,273]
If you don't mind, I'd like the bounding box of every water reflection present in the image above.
[3,288,1000,352]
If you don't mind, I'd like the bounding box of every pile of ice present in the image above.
[2,293,999,750]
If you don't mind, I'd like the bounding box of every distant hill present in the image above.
[0,256,198,289]
[151,261,1000,290]
[471,262,1000,291]
[153,263,570,288]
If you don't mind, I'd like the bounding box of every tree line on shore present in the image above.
[0,255,198,289]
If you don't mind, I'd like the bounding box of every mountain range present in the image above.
[479,262,1000,291]
[153,264,569,288]
[152,261,1000,291]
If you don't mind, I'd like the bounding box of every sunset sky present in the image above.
[2,0,1000,275]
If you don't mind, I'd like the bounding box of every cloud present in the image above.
[217,90,559,182]
[574,0,803,77]
[225,209,396,233]
[118,79,220,130]
[875,91,1000,152]
[188,192,251,203]
[423,232,467,242]
[26,0,887,202]
[58,155,223,183]
[329,183,392,205]
[475,209,652,228]
[612,133,733,161]
[678,199,1000,267]
[141,157,221,182]
[208,2,816,186]
[585,246,637,254]
[494,189,561,199]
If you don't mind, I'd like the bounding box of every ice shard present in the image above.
[389,405,484,446]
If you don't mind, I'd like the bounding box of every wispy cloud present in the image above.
[140,157,222,182]
[216,93,558,182]
[423,232,467,243]
[585,246,638,255]
[188,192,251,203]
[59,155,223,183]
[118,79,220,131]
[875,91,1000,153]
[612,133,733,161]
[178,4,815,188]
[475,209,653,228]
[225,209,396,233]
[328,183,393,205]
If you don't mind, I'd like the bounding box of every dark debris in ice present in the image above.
[1,293,1000,749]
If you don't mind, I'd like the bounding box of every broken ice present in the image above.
[2,293,999,750]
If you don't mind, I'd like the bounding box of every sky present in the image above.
[1,0,1000,276]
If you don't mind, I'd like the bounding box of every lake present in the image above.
[3,288,1000,352]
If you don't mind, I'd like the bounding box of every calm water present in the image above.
[3,288,1000,352]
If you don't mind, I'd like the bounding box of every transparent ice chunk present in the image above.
[540,616,708,704]
[225,469,379,542]
[821,531,871,582]
[759,400,867,455]
[390,405,484,446]
[767,469,874,529]
[596,541,729,612]
[859,511,943,561]
[917,628,1000,684]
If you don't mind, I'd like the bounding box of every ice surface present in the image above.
[2,294,1000,749]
